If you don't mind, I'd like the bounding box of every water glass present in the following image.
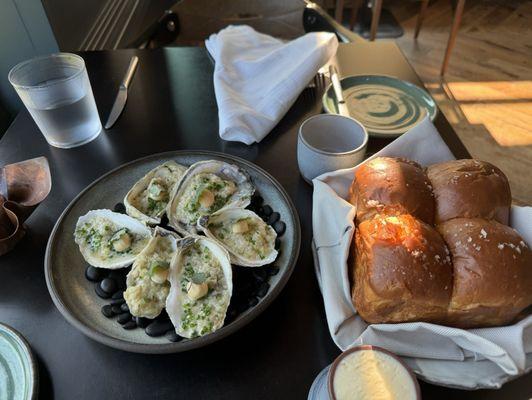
[9,53,102,149]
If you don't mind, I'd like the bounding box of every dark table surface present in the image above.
[1,43,530,399]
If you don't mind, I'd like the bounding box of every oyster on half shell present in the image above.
[124,227,179,319]
[198,208,278,267]
[74,209,151,269]
[166,160,254,235]
[124,161,187,225]
[166,236,233,339]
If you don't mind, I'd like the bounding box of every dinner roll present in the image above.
[439,218,532,328]
[352,214,453,324]
[427,159,511,224]
[349,157,434,224]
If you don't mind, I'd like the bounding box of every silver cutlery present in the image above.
[104,56,139,129]
[329,65,350,117]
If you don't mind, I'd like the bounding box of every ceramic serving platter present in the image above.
[45,151,301,354]
[0,323,38,400]
[322,75,437,137]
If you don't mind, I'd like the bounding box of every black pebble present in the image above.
[261,205,273,217]
[116,281,127,291]
[251,194,263,206]
[108,270,126,280]
[110,298,125,306]
[133,317,152,329]
[145,320,174,337]
[256,282,270,298]
[268,212,280,225]
[167,331,183,342]
[108,271,127,291]
[248,297,259,307]
[113,202,126,214]
[122,320,137,330]
[100,278,118,295]
[117,312,131,325]
[101,304,114,318]
[268,266,280,276]
[120,303,129,313]
[135,317,150,328]
[111,305,122,314]
[156,310,171,321]
[111,291,124,300]
[85,265,106,282]
[225,309,238,324]
[236,301,250,314]
[95,283,111,299]
[275,237,281,249]
[273,221,286,236]
[253,269,268,283]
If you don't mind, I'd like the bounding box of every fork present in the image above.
[303,67,329,102]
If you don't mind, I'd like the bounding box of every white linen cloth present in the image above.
[312,116,532,389]
[205,25,338,144]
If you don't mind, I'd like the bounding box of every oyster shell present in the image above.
[198,208,278,267]
[166,160,254,235]
[74,209,151,269]
[124,161,187,225]
[124,227,179,319]
[166,236,233,338]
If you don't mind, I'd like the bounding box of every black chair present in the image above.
[127,0,363,49]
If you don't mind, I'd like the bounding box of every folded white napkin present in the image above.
[205,25,338,144]
[312,117,532,389]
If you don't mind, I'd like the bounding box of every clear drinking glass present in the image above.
[8,53,102,149]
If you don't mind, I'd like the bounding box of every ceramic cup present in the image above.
[297,114,368,184]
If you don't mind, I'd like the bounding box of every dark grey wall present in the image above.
[41,0,107,50]
[0,0,58,114]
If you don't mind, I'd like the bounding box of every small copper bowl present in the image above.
[327,345,421,400]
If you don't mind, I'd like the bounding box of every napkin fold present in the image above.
[312,117,532,389]
[205,25,338,144]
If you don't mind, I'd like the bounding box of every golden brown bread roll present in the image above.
[438,218,532,328]
[427,159,511,224]
[352,214,453,324]
[349,157,434,224]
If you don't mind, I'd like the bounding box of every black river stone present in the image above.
[85,265,106,282]
[145,320,174,337]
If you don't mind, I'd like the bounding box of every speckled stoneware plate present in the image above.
[307,365,331,400]
[0,323,38,400]
[45,151,301,354]
[322,75,437,137]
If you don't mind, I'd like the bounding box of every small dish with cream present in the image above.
[327,345,420,400]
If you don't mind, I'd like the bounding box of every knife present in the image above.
[329,65,350,117]
[104,56,139,129]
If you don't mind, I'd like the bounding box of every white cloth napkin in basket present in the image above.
[312,116,532,389]
[205,25,338,144]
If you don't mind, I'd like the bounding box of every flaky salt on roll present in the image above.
[439,218,532,328]
[352,214,453,324]
[427,159,511,225]
[348,157,434,224]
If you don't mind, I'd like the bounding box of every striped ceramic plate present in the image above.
[323,75,437,138]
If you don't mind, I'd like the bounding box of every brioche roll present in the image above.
[439,218,532,328]
[427,159,511,224]
[352,214,453,324]
[349,157,434,224]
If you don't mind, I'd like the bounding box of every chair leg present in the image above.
[335,0,345,23]
[414,0,429,39]
[370,0,383,41]
[441,0,466,75]
[349,0,363,30]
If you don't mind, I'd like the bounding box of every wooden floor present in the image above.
[383,0,532,204]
